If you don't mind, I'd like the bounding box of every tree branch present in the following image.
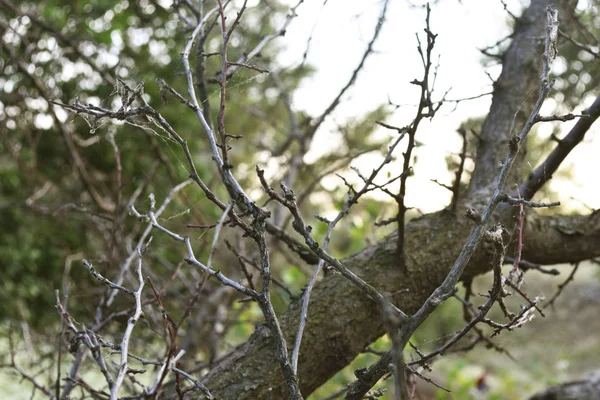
[518,94,600,200]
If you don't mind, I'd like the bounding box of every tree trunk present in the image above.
[191,0,598,398]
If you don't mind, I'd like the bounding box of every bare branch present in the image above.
[310,0,390,135]
[110,249,145,400]
[545,263,579,309]
[559,28,600,59]
[346,6,563,397]
[518,94,600,200]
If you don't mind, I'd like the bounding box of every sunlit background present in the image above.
[277,0,599,213]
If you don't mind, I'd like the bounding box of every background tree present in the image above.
[1,0,599,399]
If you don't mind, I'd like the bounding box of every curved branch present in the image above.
[194,1,587,398]
[195,205,600,399]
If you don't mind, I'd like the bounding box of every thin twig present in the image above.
[545,263,579,309]
[110,248,145,400]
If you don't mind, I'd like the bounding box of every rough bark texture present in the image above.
[468,0,545,195]
[187,0,598,398]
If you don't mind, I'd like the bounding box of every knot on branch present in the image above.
[509,135,520,152]
[465,208,481,223]
[484,223,505,249]
[280,182,297,202]
[354,367,368,381]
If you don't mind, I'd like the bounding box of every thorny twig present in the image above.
[257,168,408,321]
[110,249,145,400]
[545,263,580,309]
[290,130,408,375]
[396,4,445,258]
[345,6,563,398]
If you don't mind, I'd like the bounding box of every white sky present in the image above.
[25,0,595,213]
[271,0,600,213]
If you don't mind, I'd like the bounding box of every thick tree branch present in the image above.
[194,1,591,398]
[518,94,600,200]
[196,206,600,398]
[468,0,576,196]
[520,211,600,266]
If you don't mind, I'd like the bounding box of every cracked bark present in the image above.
[180,0,597,398]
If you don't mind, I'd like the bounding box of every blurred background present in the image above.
[1,0,599,398]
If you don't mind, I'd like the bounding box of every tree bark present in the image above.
[190,0,597,398]
[529,369,600,400]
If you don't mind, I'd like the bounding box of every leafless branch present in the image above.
[545,263,579,309]
[257,167,408,323]
[559,28,600,59]
[396,4,444,258]
[310,0,390,135]
[110,249,146,400]
[518,94,600,200]
[346,6,562,397]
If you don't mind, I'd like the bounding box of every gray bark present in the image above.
[529,369,600,400]
[189,0,598,398]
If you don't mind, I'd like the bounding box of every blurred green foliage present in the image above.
[1,0,600,398]
[0,0,307,328]
[0,0,393,337]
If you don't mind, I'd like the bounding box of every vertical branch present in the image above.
[207,203,233,270]
[215,0,248,168]
[382,301,409,400]
[146,278,180,398]
[508,200,525,284]
[195,1,217,129]
[107,128,123,212]
[110,248,145,400]
[181,2,255,209]
[256,232,303,400]
[346,6,562,398]
[182,6,224,170]
[450,127,468,212]
[397,4,440,258]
